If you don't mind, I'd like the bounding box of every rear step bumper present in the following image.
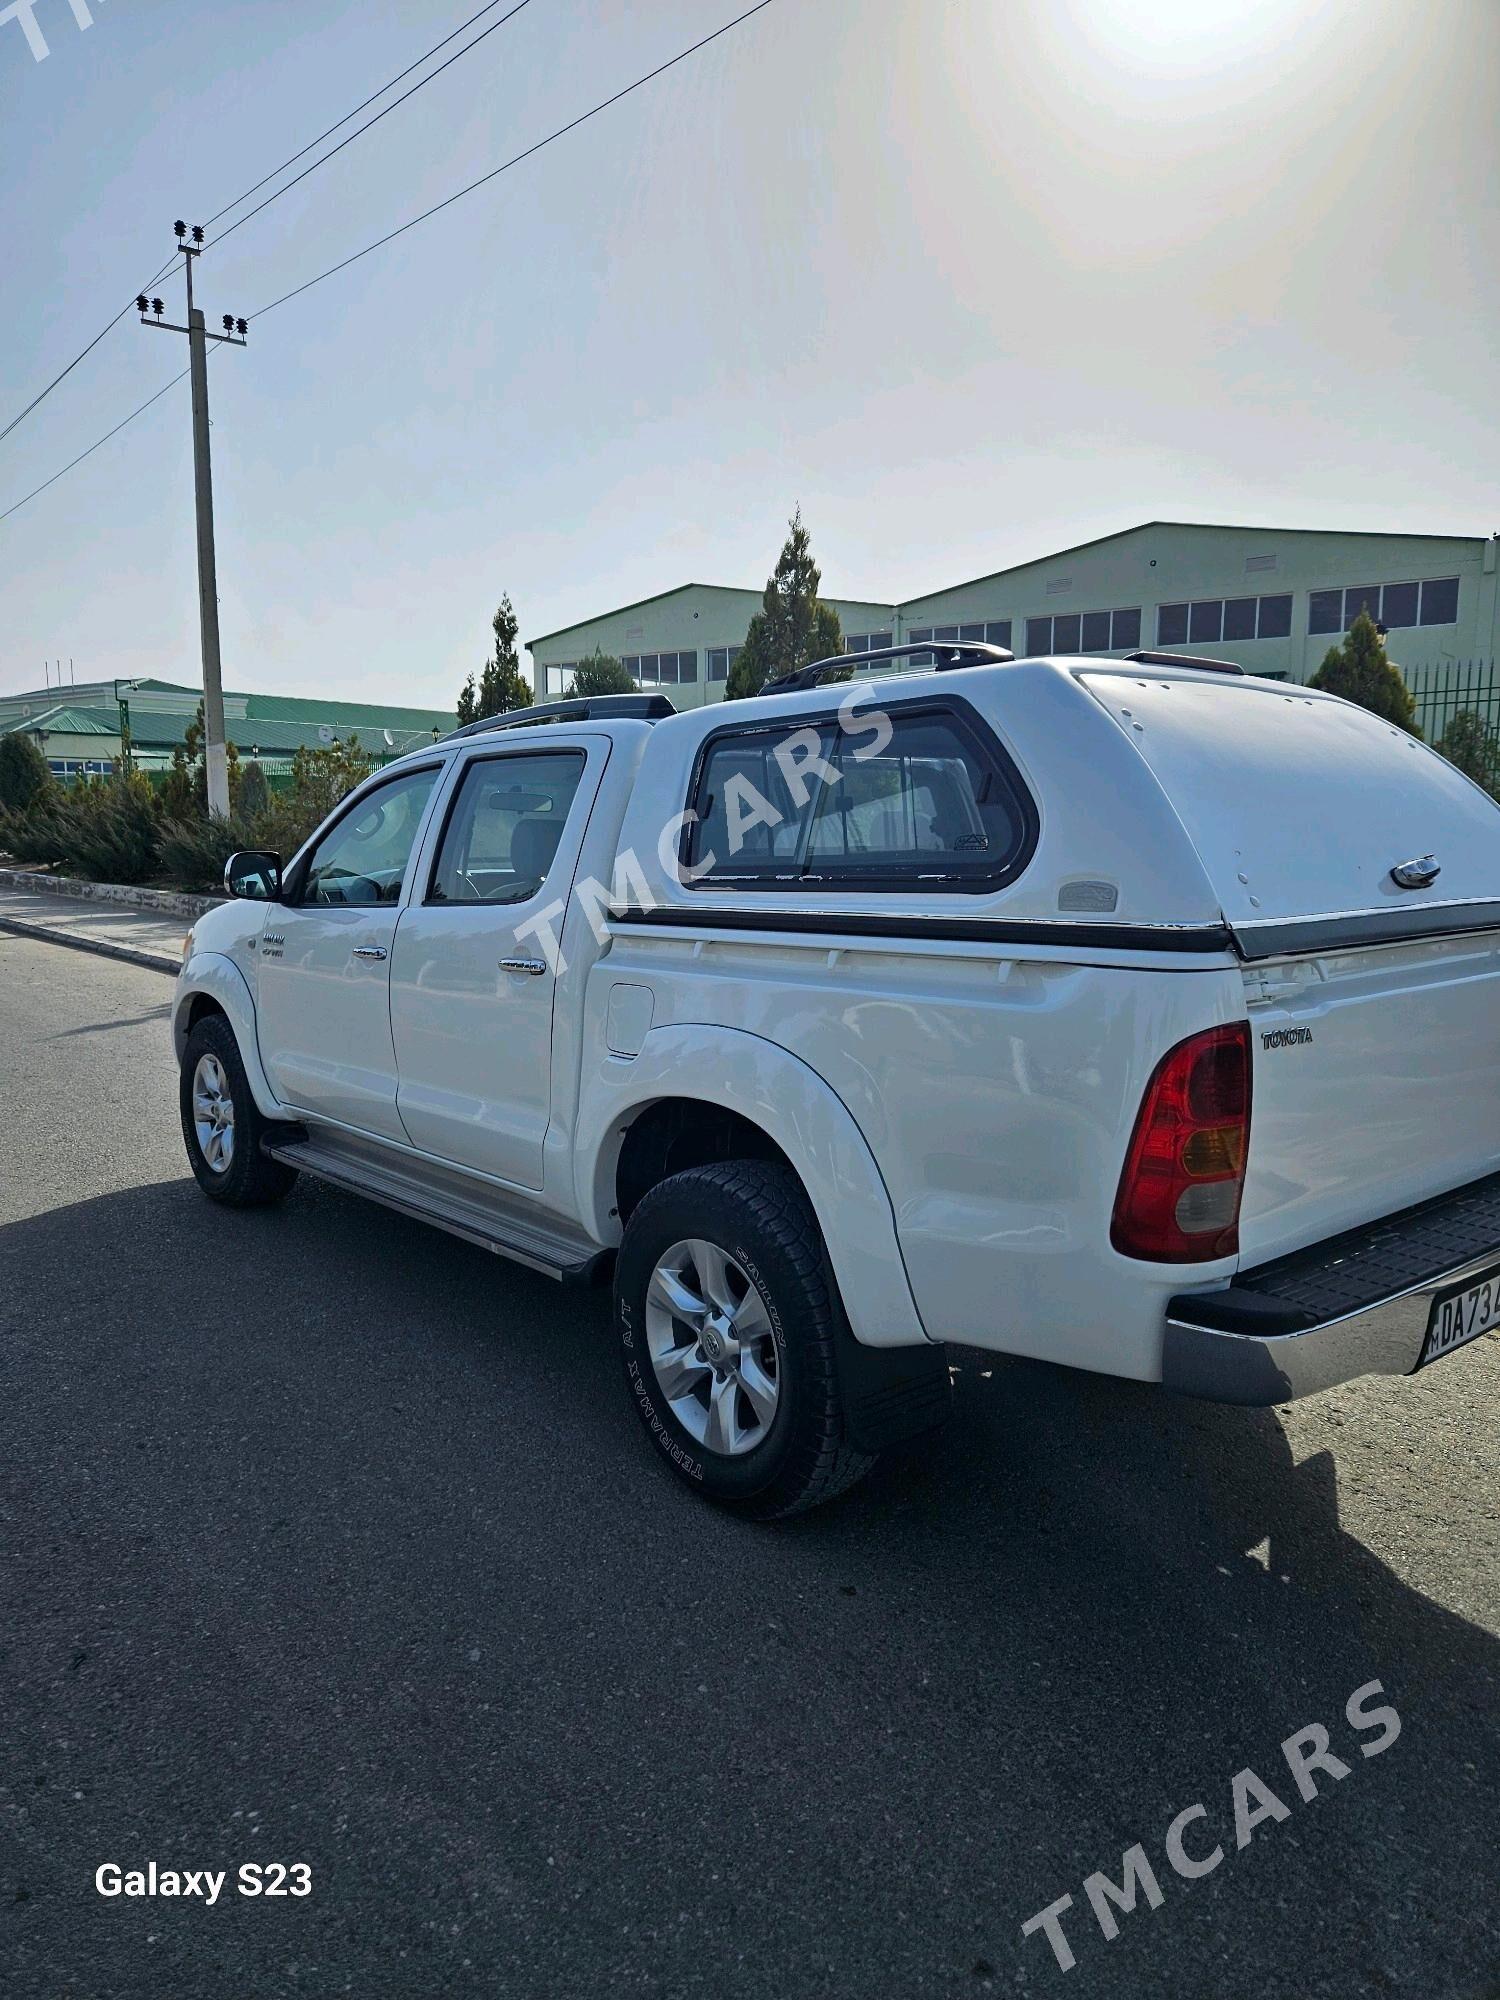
[1163,1169,1500,1404]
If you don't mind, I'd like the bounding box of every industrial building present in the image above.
[0,677,457,783]
[526,582,900,707]
[527,521,1500,710]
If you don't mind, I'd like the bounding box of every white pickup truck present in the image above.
[173,641,1500,1516]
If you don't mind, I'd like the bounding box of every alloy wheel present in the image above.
[644,1236,781,1456]
[191,1051,235,1174]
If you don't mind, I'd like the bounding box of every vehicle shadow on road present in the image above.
[3,1175,1497,2000]
[40,1005,173,1040]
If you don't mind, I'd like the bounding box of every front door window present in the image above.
[301,767,439,906]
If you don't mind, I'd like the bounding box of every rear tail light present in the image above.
[1111,1022,1251,1261]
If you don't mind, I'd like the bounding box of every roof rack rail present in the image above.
[1123,649,1245,677]
[445,692,677,741]
[763,639,1015,696]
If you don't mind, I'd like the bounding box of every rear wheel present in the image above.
[614,1160,875,1518]
[179,1014,298,1207]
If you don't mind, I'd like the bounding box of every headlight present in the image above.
[181,928,195,965]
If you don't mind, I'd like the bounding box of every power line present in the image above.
[0,369,188,526]
[0,254,178,450]
[203,0,524,229]
[0,0,531,450]
[250,0,775,322]
[0,0,778,530]
[209,0,532,248]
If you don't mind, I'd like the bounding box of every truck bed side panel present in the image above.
[596,929,1244,1380]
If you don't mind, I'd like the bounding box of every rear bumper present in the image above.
[1163,1169,1500,1405]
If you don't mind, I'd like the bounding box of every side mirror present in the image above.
[224,850,282,901]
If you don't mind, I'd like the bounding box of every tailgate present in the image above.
[1239,934,1500,1259]
[1082,668,1500,1259]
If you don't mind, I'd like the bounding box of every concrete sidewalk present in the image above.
[0,885,187,974]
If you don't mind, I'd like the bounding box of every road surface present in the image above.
[1,931,1496,1999]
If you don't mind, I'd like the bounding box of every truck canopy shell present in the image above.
[1079,666,1500,957]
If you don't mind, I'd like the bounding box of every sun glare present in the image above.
[1055,0,1313,79]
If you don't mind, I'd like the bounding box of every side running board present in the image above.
[264,1130,609,1286]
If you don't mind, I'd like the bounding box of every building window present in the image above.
[1159,594,1292,645]
[1256,594,1292,639]
[1027,607,1141,654]
[1420,576,1460,625]
[706,645,742,682]
[1188,600,1222,644]
[1309,575,1460,636]
[844,631,894,655]
[545,662,577,695]
[624,649,697,687]
[1307,591,1342,636]
[1380,581,1419,628]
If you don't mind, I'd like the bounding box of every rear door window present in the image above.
[685,702,1035,892]
[428,751,587,904]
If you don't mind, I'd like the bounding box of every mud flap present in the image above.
[833,1320,952,1454]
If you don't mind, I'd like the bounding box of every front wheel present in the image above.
[614,1160,875,1519]
[179,1014,298,1207]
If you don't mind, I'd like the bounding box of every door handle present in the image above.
[499,956,547,976]
[351,945,388,961]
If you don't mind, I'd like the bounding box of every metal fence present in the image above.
[1406,659,1499,752]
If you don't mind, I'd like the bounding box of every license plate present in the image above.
[1420,1266,1500,1369]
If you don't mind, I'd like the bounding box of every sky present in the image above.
[1,0,1498,708]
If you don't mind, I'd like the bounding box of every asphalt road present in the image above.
[1,931,1497,2000]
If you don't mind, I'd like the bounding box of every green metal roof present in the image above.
[2,702,442,758]
[2,704,118,736]
[239,691,455,730]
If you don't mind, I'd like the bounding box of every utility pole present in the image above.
[138,222,248,819]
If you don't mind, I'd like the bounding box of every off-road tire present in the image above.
[179,1014,298,1208]
[614,1159,876,1519]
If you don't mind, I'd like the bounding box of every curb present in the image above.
[0,915,178,977]
[0,866,220,919]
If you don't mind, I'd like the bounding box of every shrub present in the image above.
[1309,611,1420,735]
[569,650,637,696]
[0,797,67,863]
[238,759,271,822]
[1436,709,1500,798]
[256,737,374,860]
[157,814,263,892]
[0,732,53,813]
[9,777,162,883]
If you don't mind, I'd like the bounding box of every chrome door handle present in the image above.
[499,956,547,976]
[351,945,388,961]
